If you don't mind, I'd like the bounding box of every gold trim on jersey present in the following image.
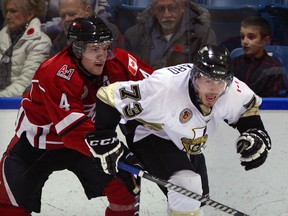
[241,106,260,117]
[96,82,119,107]
[136,118,163,131]
[241,95,260,117]
[199,104,211,116]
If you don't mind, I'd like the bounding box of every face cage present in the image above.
[72,40,115,60]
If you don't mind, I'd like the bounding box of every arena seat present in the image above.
[114,4,147,33]
[258,4,288,45]
[198,0,282,7]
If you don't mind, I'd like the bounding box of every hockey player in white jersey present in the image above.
[85,45,272,215]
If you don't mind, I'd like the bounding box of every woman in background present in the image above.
[0,0,51,97]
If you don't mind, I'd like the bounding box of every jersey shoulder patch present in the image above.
[56,64,75,81]
[128,54,138,76]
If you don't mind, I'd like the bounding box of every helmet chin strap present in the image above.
[189,79,212,116]
[74,57,97,79]
[69,47,97,79]
[189,78,202,105]
[75,57,103,88]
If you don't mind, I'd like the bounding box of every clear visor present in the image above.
[193,72,228,96]
[82,41,114,62]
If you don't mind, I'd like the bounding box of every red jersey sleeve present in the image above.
[104,48,154,83]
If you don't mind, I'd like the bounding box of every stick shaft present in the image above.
[119,162,249,216]
[134,180,141,216]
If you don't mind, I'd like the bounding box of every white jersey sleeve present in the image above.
[213,77,262,125]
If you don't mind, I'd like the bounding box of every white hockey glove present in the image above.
[236,129,271,171]
[85,130,124,175]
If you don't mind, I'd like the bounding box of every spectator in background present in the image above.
[121,0,217,69]
[49,0,121,56]
[0,0,51,97]
[232,16,287,97]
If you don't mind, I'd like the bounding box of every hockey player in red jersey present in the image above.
[0,16,153,216]
[84,45,272,215]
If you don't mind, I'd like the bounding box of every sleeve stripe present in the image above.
[60,116,89,138]
[56,112,86,135]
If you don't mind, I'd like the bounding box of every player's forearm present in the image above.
[235,115,265,134]
[94,97,120,130]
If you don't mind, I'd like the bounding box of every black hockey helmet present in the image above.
[193,45,233,86]
[67,16,113,58]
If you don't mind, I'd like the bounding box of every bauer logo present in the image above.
[179,108,192,123]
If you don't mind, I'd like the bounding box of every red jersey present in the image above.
[15,46,153,156]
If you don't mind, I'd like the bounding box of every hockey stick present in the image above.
[134,179,141,216]
[119,162,250,216]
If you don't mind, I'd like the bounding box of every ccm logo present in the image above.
[89,137,118,146]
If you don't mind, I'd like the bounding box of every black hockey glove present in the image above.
[116,146,142,195]
[236,129,271,171]
[85,130,124,175]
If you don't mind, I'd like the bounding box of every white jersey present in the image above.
[98,63,261,154]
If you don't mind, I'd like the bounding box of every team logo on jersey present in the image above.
[56,64,75,81]
[81,85,89,100]
[83,103,96,122]
[128,54,138,76]
[181,126,208,154]
[179,108,192,123]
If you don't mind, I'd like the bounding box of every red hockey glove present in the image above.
[236,129,271,171]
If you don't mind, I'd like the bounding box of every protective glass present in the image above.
[82,41,114,61]
[193,72,228,95]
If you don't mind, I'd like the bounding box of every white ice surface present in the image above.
[0,109,287,216]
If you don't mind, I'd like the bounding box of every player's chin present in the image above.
[89,66,104,76]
